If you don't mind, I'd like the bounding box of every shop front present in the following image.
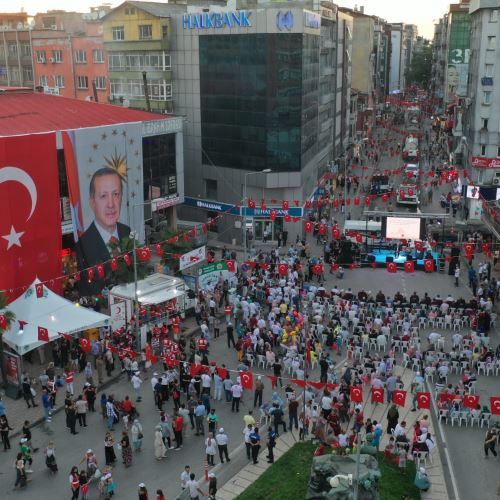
[244,207,303,243]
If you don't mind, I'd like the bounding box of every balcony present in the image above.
[481,77,494,86]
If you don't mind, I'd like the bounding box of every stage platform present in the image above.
[364,249,440,267]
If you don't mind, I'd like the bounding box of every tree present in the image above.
[108,236,150,287]
[406,44,433,88]
[0,291,16,387]
[151,228,195,274]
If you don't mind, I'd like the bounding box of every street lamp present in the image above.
[242,169,272,260]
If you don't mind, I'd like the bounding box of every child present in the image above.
[384,436,396,463]
[398,447,407,473]
[156,489,165,500]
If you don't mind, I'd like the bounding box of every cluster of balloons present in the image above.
[281,309,305,345]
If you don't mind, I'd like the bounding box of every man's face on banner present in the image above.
[89,173,123,233]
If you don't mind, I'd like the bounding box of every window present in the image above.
[55,75,65,88]
[10,67,20,82]
[93,49,104,63]
[94,76,106,89]
[36,50,46,63]
[52,50,63,63]
[74,50,87,63]
[481,145,487,156]
[497,146,500,157]
[485,64,494,77]
[490,9,498,22]
[21,43,31,57]
[162,25,169,39]
[139,25,152,40]
[487,36,496,50]
[7,42,17,56]
[483,91,492,104]
[77,75,88,89]
[124,7,136,15]
[42,16,56,29]
[109,78,172,100]
[108,51,170,71]
[482,118,489,130]
[112,26,125,41]
[205,179,217,199]
[22,66,33,82]
[39,75,48,86]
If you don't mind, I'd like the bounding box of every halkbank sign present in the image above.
[182,11,252,29]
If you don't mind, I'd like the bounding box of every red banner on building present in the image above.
[471,156,500,168]
[0,133,61,300]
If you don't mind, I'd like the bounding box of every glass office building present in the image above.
[199,33,319,172]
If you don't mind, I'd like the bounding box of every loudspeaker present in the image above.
[406,254,413,262]
[367,254,376,263]
[339,240,353,264]
[386,255,394,263]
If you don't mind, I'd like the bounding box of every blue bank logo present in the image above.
[276,10,293,31]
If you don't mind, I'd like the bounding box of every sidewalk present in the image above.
[2,315,200,437]
[214,364,450,500]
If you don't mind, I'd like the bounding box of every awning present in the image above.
[138,286,185,305]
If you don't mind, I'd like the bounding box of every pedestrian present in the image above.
[104,432,117,466]
[414,466,431,492]
[223,375,233,402]
[131,371,143,402]
[215,428,230,463]
[186,472,206,500]
[96,356,105,385]
[227,322,236,349]
[174,412,184,449]
[0,414,12,450]
[231,379,243,412]
[266,426,277,463]
[42,388,53,423]
[70,465,80,500]
[64,367,75,396]
[138,482,148,500]
[159,415,174,449]
[207,408,218,434]
[80,470,90,500]
[21,372,37,408]
[156,489,165,500]
[80,449,98,478]
[131,419,144,452]
[272,403,287,435]
[214,371,223,401]
[120,431,133,467]
[254,376,264,408]
[67,401,78,435]
[243,423,253,460]
[180,465,191,490]
[106,396,117,431]
[484,428,498,457]
[14,452,27,489]
[195,400,206,436]
[154,425,167,460]
[249,427,261,464]
[288,398,299,431]
[454,266,460,287]
[205,432,217,466]
[45,441,58,474]
[84,362,93,385]
[387,404,399,434]
[84,383,96,412]
[208,472,217,500]
[75,394,88,427]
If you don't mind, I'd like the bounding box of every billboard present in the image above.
[447,10,471,101]
[63,123,144,295]
[385,217,421,240]
[0,133,62,301]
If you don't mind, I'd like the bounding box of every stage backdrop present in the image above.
[63,123,144,295]
[0,133,61,301]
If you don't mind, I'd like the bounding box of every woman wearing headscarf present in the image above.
[104,432,117,466]
[271,392,284,409]
[414,466,431,492]
[154,425,167,460]
[386,404,399,434]
[131,419,144,452]
[120,431,133,467]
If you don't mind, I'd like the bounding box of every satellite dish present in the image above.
[122,98,130,108]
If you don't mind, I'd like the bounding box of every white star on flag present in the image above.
[2,225,24,249]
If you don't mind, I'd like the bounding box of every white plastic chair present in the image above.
[438,409,449,424]
[481,413,492,428]
[257,355,266,369]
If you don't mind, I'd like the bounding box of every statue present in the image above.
[307,453,381,499]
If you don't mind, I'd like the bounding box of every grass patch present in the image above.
[235,445,421,500]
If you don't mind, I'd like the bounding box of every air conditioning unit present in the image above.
[493,178,500,185]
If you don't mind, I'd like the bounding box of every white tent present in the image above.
[1,279,110,354]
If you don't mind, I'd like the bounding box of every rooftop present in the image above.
[0,90,172,136]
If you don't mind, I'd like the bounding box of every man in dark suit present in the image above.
[76,167,130,295]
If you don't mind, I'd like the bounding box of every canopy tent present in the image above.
[1,279,110,354]
[109,273,186,306]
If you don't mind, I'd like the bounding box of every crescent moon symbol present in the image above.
[0,166,37,220]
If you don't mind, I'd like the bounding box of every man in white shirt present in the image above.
[215,428,230,463]
[131,371,143,402]
[243,424,254,460]
[201,372,211,395]
[231,381,243,412]
[186,473,206,499]
[180,465,191,490]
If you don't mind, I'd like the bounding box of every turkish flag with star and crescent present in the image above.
[463,394,480,409]
[490,397,500,415]
[392,389,407,407]
[0,133,61,301]
[417,392,431,409]
[239,371,253,390]
[350,385,363,403]
[371,387,384,404]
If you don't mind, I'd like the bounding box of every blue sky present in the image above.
[8,0,452,39]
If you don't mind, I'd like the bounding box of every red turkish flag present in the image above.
[350,386,363,403]
[278,263,288,276]
[284,214,291,223]
[332,227,340,239]
[326,383,339,391]
[111,258,118,271]
[247,198,255,209]
[308,381,326,390]
[490,397,500,415]
[270,210,277,221]
[291,379,306,388]
[313,264,323,275]
[0,315,7,330]
[482,242,490,254]
[240,371,253,390]
[364,196,371,206]
[464,243,474,255]
[96,263,105,278]
[38,326,49,342]
[354,197,360,206]
[424,259,434,273]
[217,367,228,380]
[417,392,431,409]
[415,241,423,252]
[371,387,384,404]
[439,392,453,403]
[0,133,62,301]
[190,363,202,377]
[463,394,480,409]
[393,390,407,407]
[356,233,363,243]
[155,243,163,256]
[282,200,289,210]
[226,260,236,273]
[260,262,269,270]
[382,193,389,203]
[87,267,95,282]
[304,221,313,233]
[35,283,44,298]
[123,253,132,266]
[386,262,397,273]
[267,375,277,389]
[79,337,91,353]
[318,224,326,235]
[137,247,151,262]
[404,261,414,273]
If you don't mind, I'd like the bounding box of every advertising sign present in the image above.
[3,351,20,386]
[62,123,144,295]
[179,246,206,271]
[471,157,500,168]
[182,11,251,29]
[198,261,237,290]
[184,196,240,215]
[447,11,471,100]
[110,300,127,331]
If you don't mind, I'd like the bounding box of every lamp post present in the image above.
[242,169,271,260]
